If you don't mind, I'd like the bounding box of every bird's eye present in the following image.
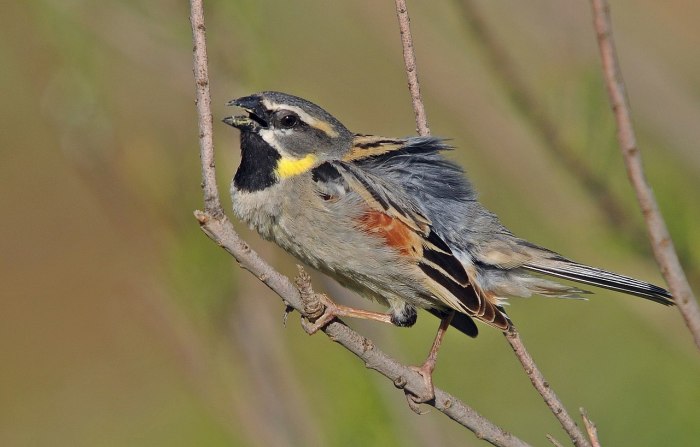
[277,112,299,129]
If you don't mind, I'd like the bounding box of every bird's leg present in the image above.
[295,266,394,334]
[407,310,454,404]
[301,293,393,335]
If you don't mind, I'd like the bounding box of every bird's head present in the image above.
[224,92,353,187]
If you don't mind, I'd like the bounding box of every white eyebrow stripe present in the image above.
[262,99,339,138]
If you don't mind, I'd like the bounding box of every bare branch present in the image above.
[505,331,592,447]
[394,0,430,136]
[393,2,592,445]
[189,0,530,445]
[590,0,700,349]
[193,212,530,447]
[190,0,222,218]
[580,408,602,447]
[546,434,565,447]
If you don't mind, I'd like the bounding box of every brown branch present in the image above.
[394,0,430,136]
[546,435,565,447]
[505,331,591,447]
[189,0,529,445]
[590,0,700,349]
[392,2,593,445]
[190,0,222,218]
[192,215,530,447]
[295,270,530,446]
[580,408,602,447]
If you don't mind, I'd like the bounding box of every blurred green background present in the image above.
[2,1,699,446]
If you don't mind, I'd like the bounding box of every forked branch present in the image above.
[189,0,528,445]
[396,2,591,446]
[394,0,430,136]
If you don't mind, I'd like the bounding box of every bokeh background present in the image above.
[2,1,700,446]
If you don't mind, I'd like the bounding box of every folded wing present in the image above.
[312,157,512,333]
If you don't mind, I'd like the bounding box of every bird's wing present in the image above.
[312,159,511,331]
[344,135,672,306]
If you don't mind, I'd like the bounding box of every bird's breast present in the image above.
[230,181,286,239]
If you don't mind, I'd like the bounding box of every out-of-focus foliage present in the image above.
[2,1,699,446]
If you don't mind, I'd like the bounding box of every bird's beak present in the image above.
[227,95,262,111]
[223,95,268,131]
[222,115,256,130]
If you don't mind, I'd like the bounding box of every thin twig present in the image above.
[546,434,565,447]
[505,330,591,447]
[590,0,700,350]
[394,0,430,136]
[190,0,222,218]
[580,408,602,447]
[189,1,529,445]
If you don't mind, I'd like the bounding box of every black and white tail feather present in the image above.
[524,258,673,306]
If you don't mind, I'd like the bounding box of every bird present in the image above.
[223,91,673,402]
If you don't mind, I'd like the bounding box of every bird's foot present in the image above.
[402,311,453,412]
[406,361,436,405]
[301,293,339,335]
[301,294,394,335]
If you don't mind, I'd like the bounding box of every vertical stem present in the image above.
[393,2,591,445]
[190,0,223,217]
[394,0,431,136]
[590,0,700,349]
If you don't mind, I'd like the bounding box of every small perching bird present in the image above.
[223,91,673,402]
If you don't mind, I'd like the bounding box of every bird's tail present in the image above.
[523,259,673,306]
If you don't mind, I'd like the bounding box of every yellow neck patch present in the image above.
[275,154,317,179]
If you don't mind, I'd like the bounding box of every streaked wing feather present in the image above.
[331,161,430,234]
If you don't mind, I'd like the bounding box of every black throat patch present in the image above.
[233,131,281,192]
